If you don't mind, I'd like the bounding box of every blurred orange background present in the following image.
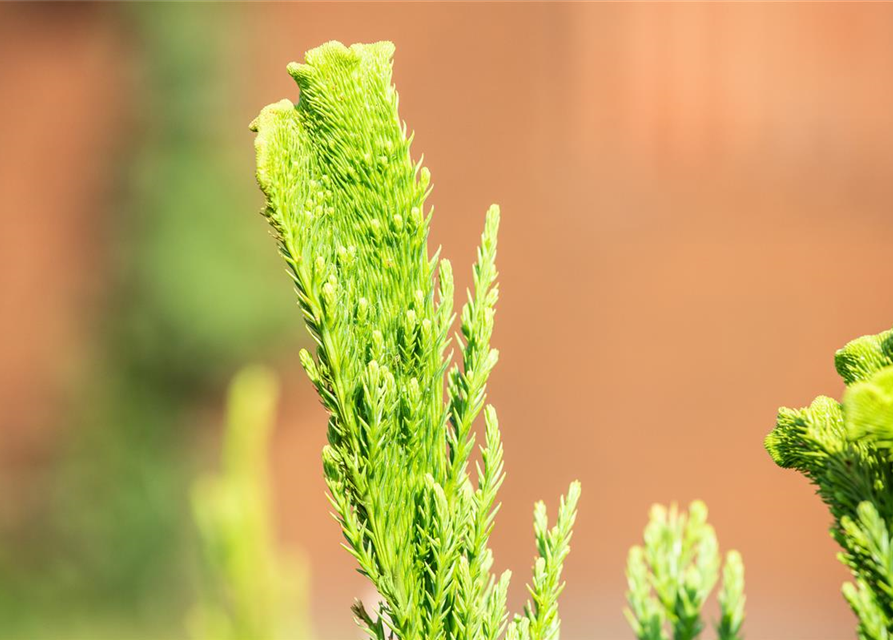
[3,3,893,639]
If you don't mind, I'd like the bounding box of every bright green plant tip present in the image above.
[764,395,846,471]
[717,550,746,640]
[766,326,893,638]
[835,329,893,385]
[624,501,745,640]
[251,41,581,640]
[845,367,893,448]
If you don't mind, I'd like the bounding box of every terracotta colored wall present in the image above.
[5,3,893,639]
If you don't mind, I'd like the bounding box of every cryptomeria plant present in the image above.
[250,41,581,640]
[766,327,893,639]
[624,501,745,640]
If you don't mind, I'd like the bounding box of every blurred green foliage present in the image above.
[624,502,746,640]
[190,367,309,640]
[0,4,295,638]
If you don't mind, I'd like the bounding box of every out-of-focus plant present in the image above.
[47,3,293,623]
[0,5,294,638]
[250,41,581,640]
[190,366,309,640]
[766,327,893,639]
[624,501,745,640]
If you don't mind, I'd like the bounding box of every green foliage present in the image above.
[765,327,893,639]
[79,0,291,600]
[717,551,745,640]
[624,501,745,640]
[190,366,309,640]
[0,6,295,638]
[250,40,581,640]
[507,482,581,640]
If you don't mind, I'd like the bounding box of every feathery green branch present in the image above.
[624,501,745,640]
[250,40,581,640]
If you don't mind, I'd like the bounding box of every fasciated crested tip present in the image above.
[765,396,843,470]
[249,98,294,133]
[250,98,300,204]
[286,60,309,82]
[835,328,893,386]
[763,429,786,466]
[843,365,893,445]
[287,40,396,86]
[764,405,805,468]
